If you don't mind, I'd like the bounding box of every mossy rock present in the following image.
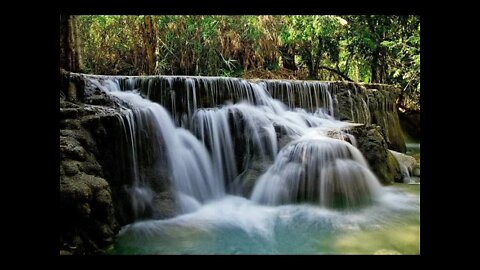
[60,136,87,161]
[348,124,402,184]
[62,160,82,176]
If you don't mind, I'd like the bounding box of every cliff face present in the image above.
[60,95,122,254]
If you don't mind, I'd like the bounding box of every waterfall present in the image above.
[117,91,225,213]
[92,78,228,215]
[85,75,391,218]
[250,137,382,208]
[191,108,238,192]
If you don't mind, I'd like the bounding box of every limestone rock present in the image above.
[60,91,174,254]
[347,124,402,184]
[413,167,420,177]
[389,150,417,175]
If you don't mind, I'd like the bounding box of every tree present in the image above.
[279,16,348,80]
[74,15,420,109]
[60,15,82,72]
[142,16,157,75]
[343,15,420,109]
[380,16,420,110]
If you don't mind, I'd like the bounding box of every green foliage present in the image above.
[278,16,346,79]
[339,15,420,108]
[76,15,420,109]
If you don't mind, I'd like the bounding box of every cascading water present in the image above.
[92,79,225,214]
[84,75,418,254]
[250,137,382,208]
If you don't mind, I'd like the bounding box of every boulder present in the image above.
[235,155,272,197]
[60,172,118,254]
[413,167,420,177]
[151,190,177,219]
[347,124,402,184]
[389,150,419,183]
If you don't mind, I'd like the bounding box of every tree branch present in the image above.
[318,66,354,82]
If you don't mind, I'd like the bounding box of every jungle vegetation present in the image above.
[60,15,420,110]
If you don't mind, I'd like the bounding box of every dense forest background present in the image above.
[60,15,420,110]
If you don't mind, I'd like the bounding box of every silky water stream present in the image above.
[89,76,419,254]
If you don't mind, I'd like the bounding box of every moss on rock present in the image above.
[60,97,121,255]
[347,124,402,184]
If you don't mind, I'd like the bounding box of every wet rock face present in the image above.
[347,124,402,184]
[60,99,119,254]
[333,83,406,153]
[60,78,176,254]
[389,150,420,183]
[364,84,406,153]
[398,109,420,140]
[60,69,86,102]
[235,155,273,198]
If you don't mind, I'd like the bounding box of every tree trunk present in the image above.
[60,15,82,72]
[307,61,316,79]
[371,49,379,83]
[280,45,297,71]
[302,47,317,79]
[371,46,389,83]
[313,38,322,79]
[142,16,157,74]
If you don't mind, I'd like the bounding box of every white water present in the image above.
[113,190,419,254]
[92,76,380,208]
[86,76,419,254]
[251,137,382,208]
[98,84,227,214]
